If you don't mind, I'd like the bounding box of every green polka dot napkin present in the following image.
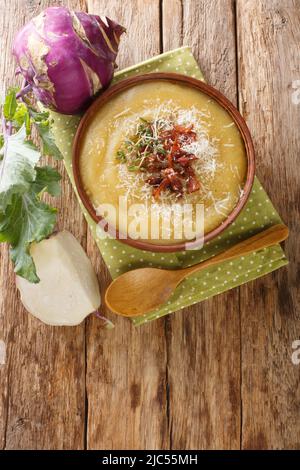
[50,46,288,326]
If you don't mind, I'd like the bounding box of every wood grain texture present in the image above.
[86,0,169,450]
[162,0,241,449]
[0,0,87,449]
[162,0,237,101]
[0,0,298,451]
[237,0,300,449]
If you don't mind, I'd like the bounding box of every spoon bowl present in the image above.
[105,268,180,317]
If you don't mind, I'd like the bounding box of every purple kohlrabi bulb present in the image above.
[13,6,125,114]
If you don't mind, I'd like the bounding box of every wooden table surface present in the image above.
[0,0,299,450]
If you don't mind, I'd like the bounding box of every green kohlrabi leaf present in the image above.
[13,102,31,134]
[0,125,41,212]
[0,91,61,283]
[3,88,18,120]
[32,166,61,197]
[0,191,57,282]
[35,120,63,160]
[28,108,50,122]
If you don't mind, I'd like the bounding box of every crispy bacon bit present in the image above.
[169,173,183,193]
[153,178,170,200]
[146,176,162,186]
[177,154,197,166]
[186,167,201,193]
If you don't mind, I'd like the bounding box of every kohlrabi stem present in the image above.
[2,116,12,138]
[16,83,32,100]
[2,117,7,137]
[94,310,115,329]
[0,117,12,182]
[7,120,12,136]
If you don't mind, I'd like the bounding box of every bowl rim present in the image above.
[72,72,255,253]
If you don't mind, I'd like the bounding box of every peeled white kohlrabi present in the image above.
[16,231,100,326]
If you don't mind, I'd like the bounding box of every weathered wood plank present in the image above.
[162,0,241,449]
[163,0,237,101]
[86,0,169,450]
[237,0,300,449]
[0,0,87,449]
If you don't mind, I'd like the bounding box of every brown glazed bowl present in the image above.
[72,73,255,252]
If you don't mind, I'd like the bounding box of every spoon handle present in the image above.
[180,224,289,279]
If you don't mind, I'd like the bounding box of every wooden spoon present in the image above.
[105,224,289,317]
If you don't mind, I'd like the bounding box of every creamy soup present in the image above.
[79,81,247,244]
